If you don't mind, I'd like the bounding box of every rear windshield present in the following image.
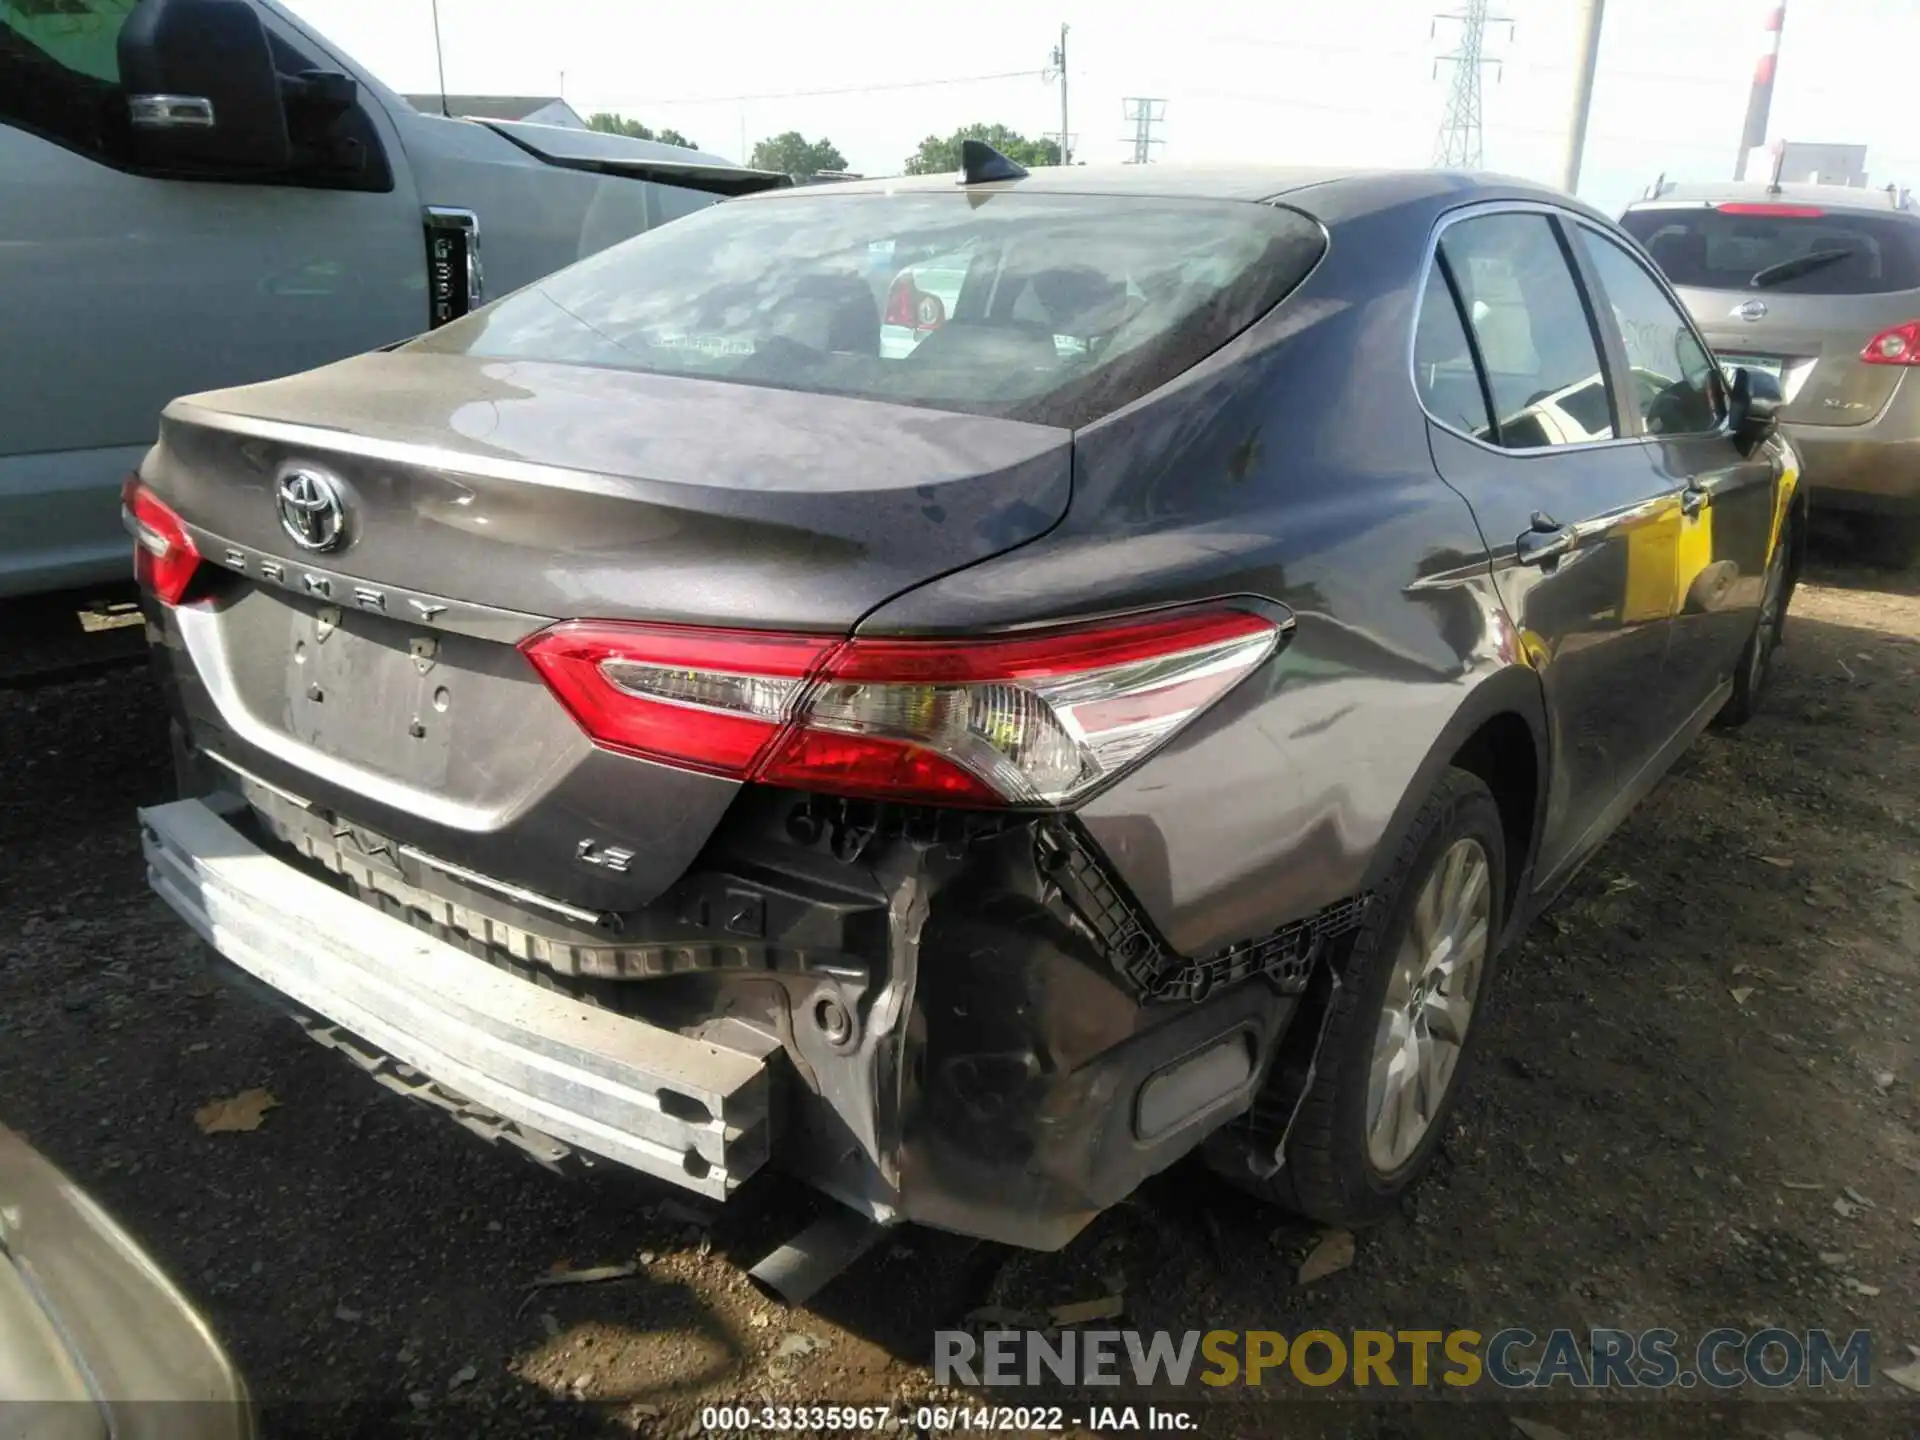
[407,191,1325,427]
[1621,205,1920,295]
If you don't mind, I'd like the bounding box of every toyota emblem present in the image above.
[1736,298,1768,322]
[276,469,345,551]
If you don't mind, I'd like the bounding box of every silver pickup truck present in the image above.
[0,0,782,601]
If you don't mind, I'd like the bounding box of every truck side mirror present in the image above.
[118,0,291,172]
[1728,365,1783,456]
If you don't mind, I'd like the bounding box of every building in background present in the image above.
[1739,139,1870,187]
[403,94,588,129]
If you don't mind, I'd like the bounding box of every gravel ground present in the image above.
[2,554,1918,1440]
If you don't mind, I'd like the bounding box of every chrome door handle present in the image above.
[1515,520,1576,568]
[1681,483,1709,517]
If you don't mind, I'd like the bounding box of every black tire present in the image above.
[1226,768,1507,1227]
[1714,517,1797,730]
[1859,514,1920,571]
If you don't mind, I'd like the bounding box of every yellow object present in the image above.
[1671,501,1714,611]
[1768,453,1801,565]
[1621,495,1687,624]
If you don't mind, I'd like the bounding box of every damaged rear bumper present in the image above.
[139,797,771,1198]
[140,777,1333,1250]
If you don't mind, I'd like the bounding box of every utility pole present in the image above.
[1733,3,1787,180]
[1432,0,1512,170]
[1046,24,1071,164]
[1121,98,1167,165]
[1561,0,1604,193]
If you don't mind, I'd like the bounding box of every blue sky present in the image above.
[286,0,1919,217]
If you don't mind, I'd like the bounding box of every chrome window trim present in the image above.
[1409,198,1658,459]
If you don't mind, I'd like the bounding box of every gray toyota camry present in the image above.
[128,147,1802,1263]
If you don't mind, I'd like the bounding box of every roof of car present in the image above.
[1627,180,1916,217]
[740,163,1594,213]
[773,164,1346,202]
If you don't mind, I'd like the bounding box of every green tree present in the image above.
[903,124,1061,176]
[586,112,698,150]
[749,131,849,181]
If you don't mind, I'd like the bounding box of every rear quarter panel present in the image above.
[862,176,1546,957]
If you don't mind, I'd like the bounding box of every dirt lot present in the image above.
[3,553,1918,1440]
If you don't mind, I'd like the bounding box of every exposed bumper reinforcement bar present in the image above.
[138,798,771,1199]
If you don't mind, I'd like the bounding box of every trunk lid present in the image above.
[147,351,1071,908]
[152,350,1073,628]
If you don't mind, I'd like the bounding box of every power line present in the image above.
[1121,98,1167,165]
[1215,31,1764,93]
[631,69,1042,108]
[1208,35,1429,61]
[1433,0,1513,169]
[1181,87,1736,156]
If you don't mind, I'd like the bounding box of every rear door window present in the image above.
[408,191,1327,427]
[1437,212,1618,450]
[1622,205,1920,295]
[1413,267,1494,439]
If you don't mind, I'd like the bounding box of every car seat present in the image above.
[775,273,881,356]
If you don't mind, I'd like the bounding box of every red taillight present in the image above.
[883,276,917,327]
[121,474,202,605]
[520,623,838,776]
[1861,320,1920,366]
[521,607,1285,807]
[1715,202,1826,217]
[757,727,1003,805]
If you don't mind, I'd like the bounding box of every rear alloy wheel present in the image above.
[1364,837,1491,1174]
[1217,768,1506,1226]
[1714,521,1795,729]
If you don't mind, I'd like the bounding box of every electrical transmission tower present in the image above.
[1432,0,1512,169]
[1121,98,1167,165]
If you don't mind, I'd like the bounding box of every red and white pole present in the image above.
[1733,3,1786,180]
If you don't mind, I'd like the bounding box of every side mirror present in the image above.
[117,0,291,172]
[1728,365,1783,456]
